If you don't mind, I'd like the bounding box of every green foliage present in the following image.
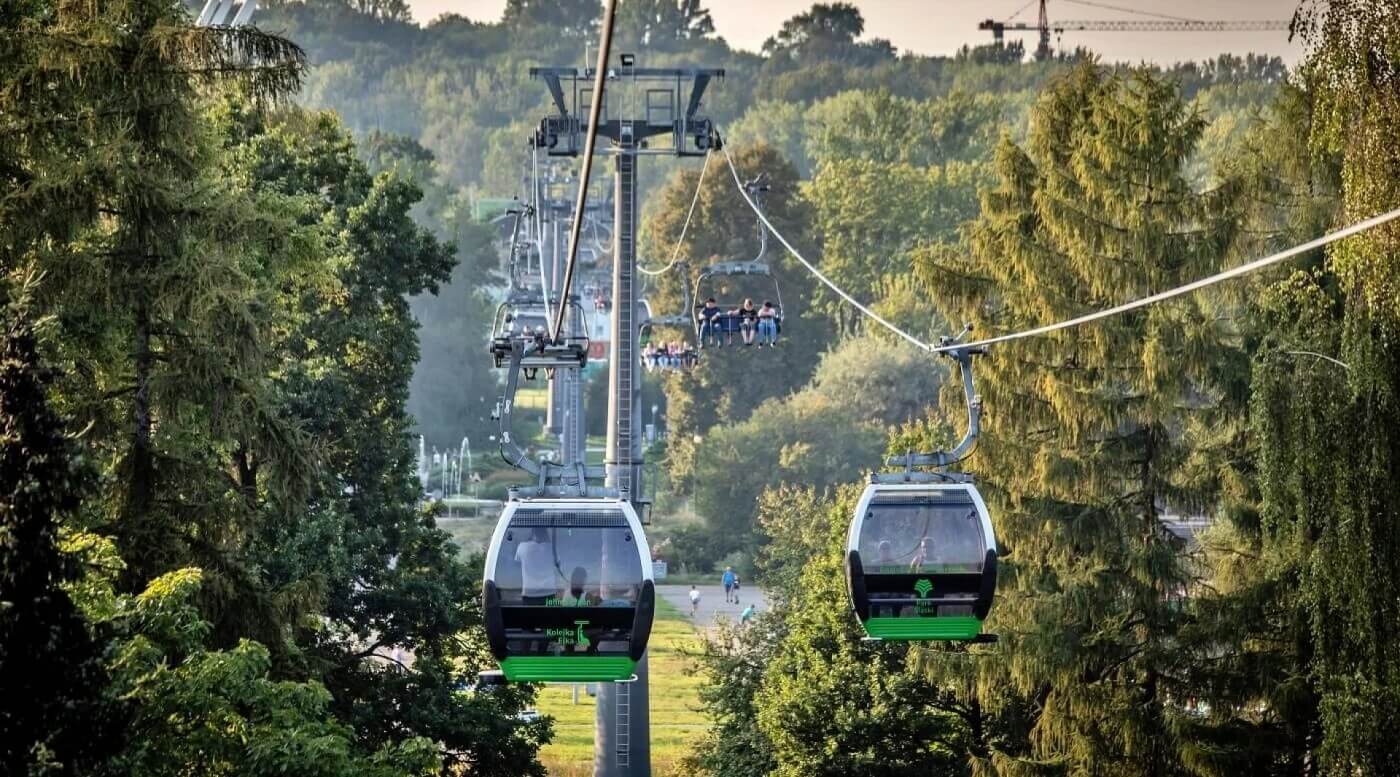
[805,89,1009,169]
[688,334,937,559]
[2,1,548,772]
[503,0,600,40]
[760,3,895,68]
[58,537,440,777]
[616,0,715,50]
[0,282,118,776]
[690,486,968,776]
[917,64,1250,773]
[231,109,549,774]
[683,487,829,776]
[725,101,813,177]
[1243,4,1400,773]
[756,527,965,777]
[692,389,882,554]
[642,144,833,489]
[806,156,987,332]
[0,1,1347,774]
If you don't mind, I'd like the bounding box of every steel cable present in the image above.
[722,145,1400,355]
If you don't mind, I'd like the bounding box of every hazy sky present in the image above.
[404,1,1304,66]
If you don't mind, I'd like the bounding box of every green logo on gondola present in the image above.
[545,621,591,648]
[914,578,933,599]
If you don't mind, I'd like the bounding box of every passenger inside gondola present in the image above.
[515,527,557,605]
[569,566,601,606]
[858,505,984,575]
[877,539,895,565]
[909,537,935,571]
[489,513,651,669]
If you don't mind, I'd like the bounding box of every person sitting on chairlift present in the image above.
[738,298,758,346]
[698,298,723,348]
[757,301,778,347]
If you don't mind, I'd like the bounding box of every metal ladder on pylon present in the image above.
[614,141,636,488]
[615,679,631,768]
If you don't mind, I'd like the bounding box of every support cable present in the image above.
[1059,0,1200,22]
[1005,0,1038,22]
[536,235,554,323]
[530,147,554,323]
[721,145,1400,355]
[721,147,932,352]
[551,0,617,342]
[639,149,710,276]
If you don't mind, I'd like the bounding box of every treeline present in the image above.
[631,55,1284,576]
[255,0,1284,459]
[674,4,1400,777]
[1,2,543,774]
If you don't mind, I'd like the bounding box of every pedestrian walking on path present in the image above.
[721,566,737,603]
[740,603,756,626]
[689,585,701,617]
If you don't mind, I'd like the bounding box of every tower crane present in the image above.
[195,0,256,27]
[979,0,1289,60]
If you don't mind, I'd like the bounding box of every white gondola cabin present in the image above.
[845,482,996,641]
[482,497,655,682]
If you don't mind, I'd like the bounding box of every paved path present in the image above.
[657,584,769,630]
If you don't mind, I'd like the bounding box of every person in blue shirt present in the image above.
[698,298,723,348]
[721,566,737,603]
[739,603,756,626]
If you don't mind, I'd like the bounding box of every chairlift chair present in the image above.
[690,174,784,343]
[690,261,784,342]
[489,291,591,370]
[639,263,695,349]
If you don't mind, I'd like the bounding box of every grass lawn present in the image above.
[515,386,551,411]
[536,597,707,776]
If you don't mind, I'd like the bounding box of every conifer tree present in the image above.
[2,0,306,604]
[917,63,1243,773]
[1165,85,1342,776]
[0,279,117,775]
